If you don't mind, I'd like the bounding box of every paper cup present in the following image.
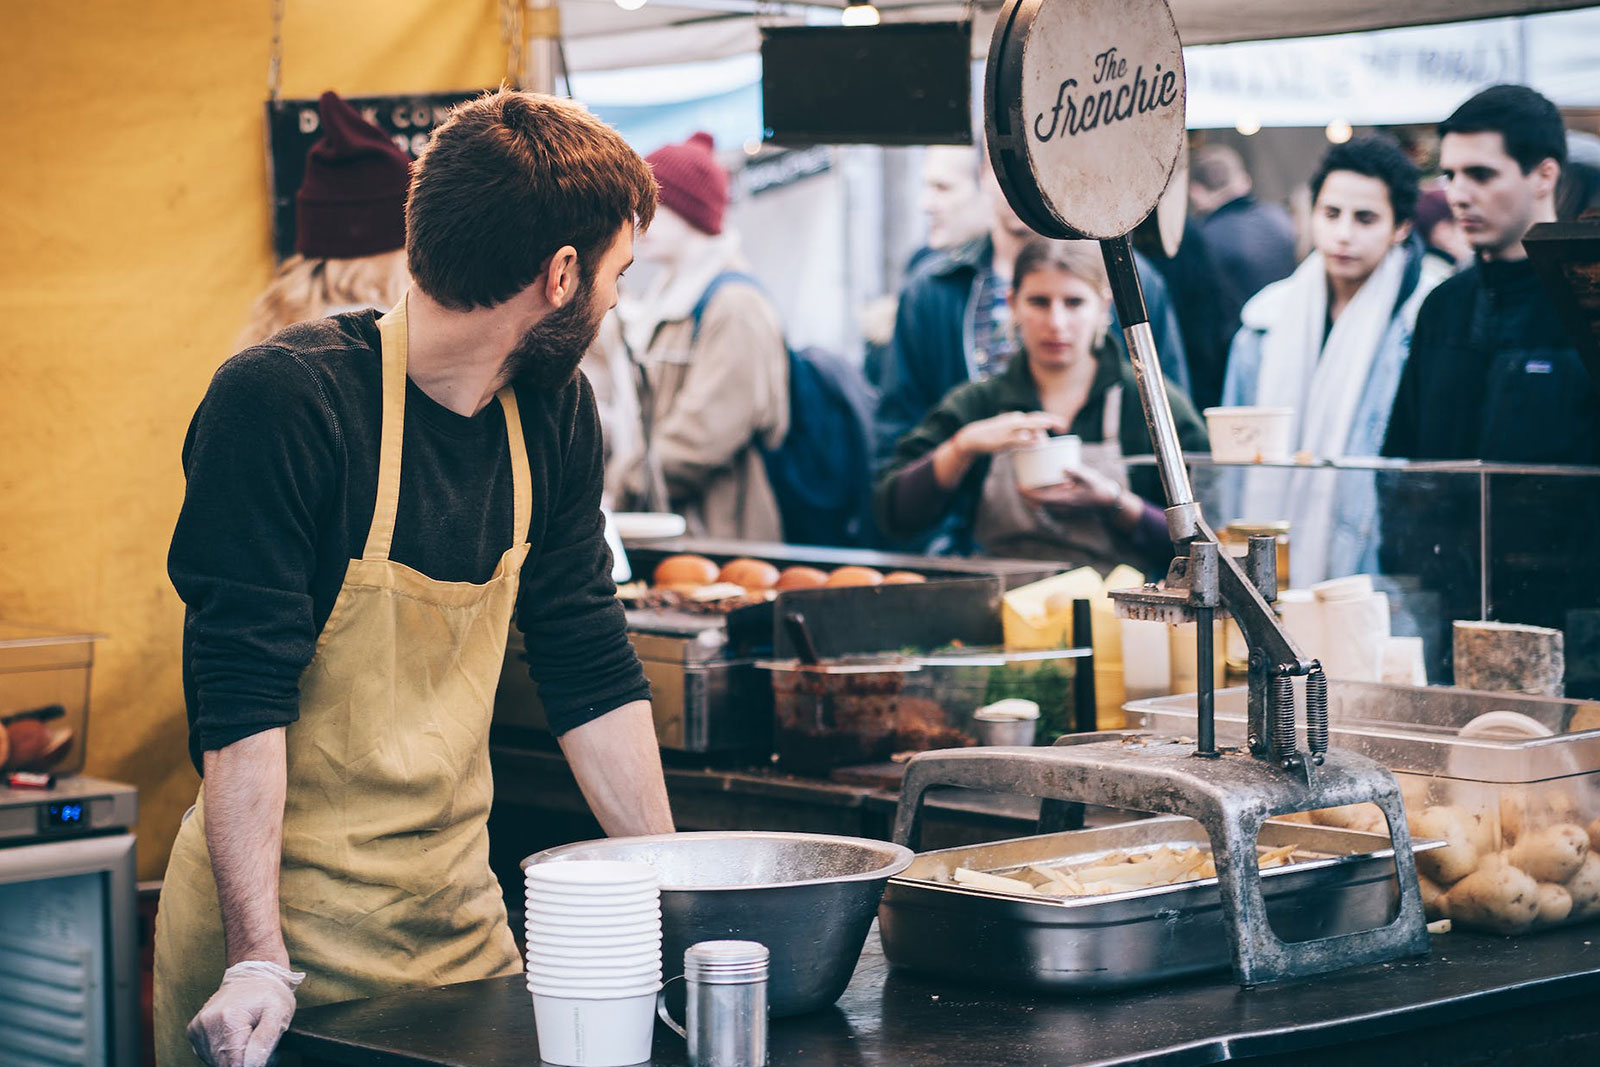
[527,899,658,916]
[1202,406,1293,463]
[527,928,663,950]
[528,895,659,908]
[527,972,663,994]
[526,961,662,983]
[526,884,659,903]
[527,954,660,974]
[518,908,656,921]
[525,916,660,938]
[526,860,659,889]
[528,921,659,934]
[527,941,662,966]
[531,989,657,1067]
[528,940,659,959]
[1011,435,1083,490]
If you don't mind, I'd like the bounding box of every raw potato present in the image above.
[1566,853,1600,919]
[1310,803,1386,835]
[1587,817,1600,854]
[1418,873,1447,918]
[1500,786,1580,845]
[1507,824,1589,883]
[1411,806,1482,886]
[1535,883,1573,925]
[1399,776,1430,815]
[1444,860,1539,934]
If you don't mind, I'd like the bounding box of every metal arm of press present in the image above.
[1098,237,1330,777]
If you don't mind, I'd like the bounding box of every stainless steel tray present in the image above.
[878,815,1442,993]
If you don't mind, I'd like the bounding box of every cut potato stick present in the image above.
[1259,844,1298,866]
[951,843,1300,899]
[952,868,1037,894]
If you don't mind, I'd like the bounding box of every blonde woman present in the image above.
[875,239,1207,572]
[236,91,411,347]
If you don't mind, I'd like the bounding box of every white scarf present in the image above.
[1240,246,1408,585]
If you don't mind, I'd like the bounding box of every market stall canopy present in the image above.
[560,0,1599,71]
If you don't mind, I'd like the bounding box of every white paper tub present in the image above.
[1203,406,1293,463]
[1011,435,1084,489]
[531,989,658,1067]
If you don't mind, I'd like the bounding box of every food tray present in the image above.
[1128,683,1600,934]
[878,815,1442,992]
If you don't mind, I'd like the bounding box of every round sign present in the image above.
[1133,155,1189,260]
[985,0,1187,241]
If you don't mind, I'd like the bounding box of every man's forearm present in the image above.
[202,728,290,967]
[558,700,675,837]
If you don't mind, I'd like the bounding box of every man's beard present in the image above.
[500,281,606,391]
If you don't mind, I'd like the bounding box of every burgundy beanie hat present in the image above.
[645,132,729,236]
[1414,188,1453,241]
[295,91,411,259]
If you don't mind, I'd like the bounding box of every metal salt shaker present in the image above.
[682,940,769,1067]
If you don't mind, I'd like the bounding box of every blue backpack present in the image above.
[690,273,878,547]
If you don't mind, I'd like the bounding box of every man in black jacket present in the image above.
[1380,85,1598,665]
[1383,85,1595,464]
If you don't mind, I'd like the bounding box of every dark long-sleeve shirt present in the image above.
[169,311,649,772]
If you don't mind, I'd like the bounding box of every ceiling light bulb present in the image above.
[1325,119,1353,144]
[1235,116,1261,137]
[841,2,880,26]
[615,0,648,10]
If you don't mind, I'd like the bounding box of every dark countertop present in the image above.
[284,924,1600,1067]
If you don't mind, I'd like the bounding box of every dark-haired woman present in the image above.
[1220,135,1448,585]
[874,240,1207,574]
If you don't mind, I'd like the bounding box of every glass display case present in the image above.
[1127,455,1600,698]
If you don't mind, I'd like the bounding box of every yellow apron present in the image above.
[154,297,527,1065]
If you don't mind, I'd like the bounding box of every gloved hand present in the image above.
[187,960,306,1067]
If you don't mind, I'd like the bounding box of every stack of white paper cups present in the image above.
[525,859,662,1067]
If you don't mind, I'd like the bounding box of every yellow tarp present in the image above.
[1,0,504,879]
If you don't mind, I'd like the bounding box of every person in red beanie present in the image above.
[609,131,790,540]
[1414,186,1471,275]
[235,91,412,347]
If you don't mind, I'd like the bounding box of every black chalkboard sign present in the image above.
[759,23,973,147]
[266,90,484,261]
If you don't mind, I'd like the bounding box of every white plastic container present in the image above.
[1202,406,1293,463]
[1010,435,1083,489]
[531,989,659,1067]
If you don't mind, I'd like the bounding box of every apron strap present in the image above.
[367,296,411,562]
[496,387,533,545]
[370,295,534,559]
[1102,383,1122,444]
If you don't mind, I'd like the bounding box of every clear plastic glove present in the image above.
[187,960,306,1067]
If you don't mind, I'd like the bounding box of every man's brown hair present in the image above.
[406,90,658,310]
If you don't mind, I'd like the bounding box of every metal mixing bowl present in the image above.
[523,831,912,1016]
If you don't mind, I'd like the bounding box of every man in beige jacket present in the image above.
[614,132,789,541]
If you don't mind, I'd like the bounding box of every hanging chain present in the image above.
[267,0,286,101]
[500,0,526,88]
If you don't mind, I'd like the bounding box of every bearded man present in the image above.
[156,90,674,1067]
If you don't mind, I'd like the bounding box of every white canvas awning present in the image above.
[559,0,1600,72]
